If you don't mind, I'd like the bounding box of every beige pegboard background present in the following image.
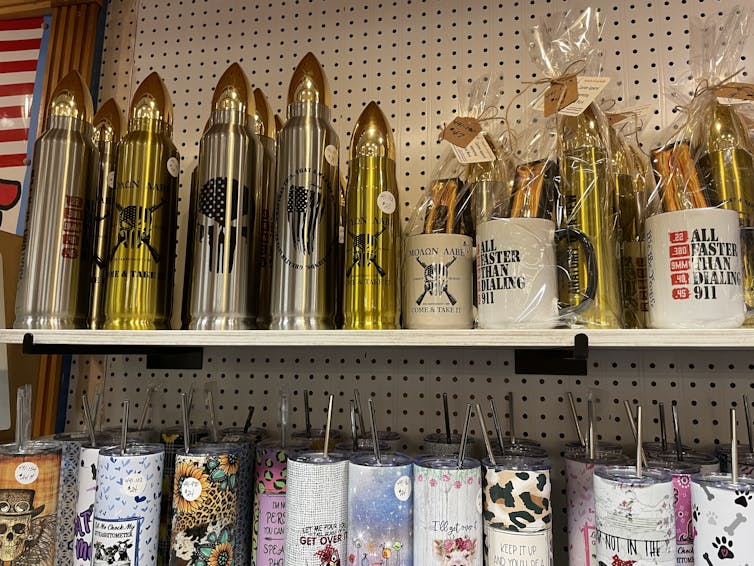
[72,0,754,560]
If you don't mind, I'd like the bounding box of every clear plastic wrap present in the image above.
[645,8,751,329]
[524,7,624,328]
[403,76,506,329]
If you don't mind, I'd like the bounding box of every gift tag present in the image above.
[533,76,611,117]
[543,75,579,117]
[450,132,496,164]
[607,103,652,125]
[714,81,754,101]
[441,116,482,148]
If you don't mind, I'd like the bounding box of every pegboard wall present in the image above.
[63,0,754,560]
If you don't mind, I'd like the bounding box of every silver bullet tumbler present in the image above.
[186,63,263,329]
[254,87,278,329]
[15,70,98,329]
[270,52,340,329]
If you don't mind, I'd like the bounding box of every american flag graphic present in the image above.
[287,183,323,255]
[0,17,46,234]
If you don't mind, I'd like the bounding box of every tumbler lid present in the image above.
[100,443,164,457]
[414,455,481,470]
[594,465,672,486]
[290,451,348,465]
[350,452,412,468]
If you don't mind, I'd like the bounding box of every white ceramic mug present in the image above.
[403,233,474,329]
[476,218,596,328]
[646,208,745,328]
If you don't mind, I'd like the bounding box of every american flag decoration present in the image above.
[0,17,46,234]
[287,183,323,255]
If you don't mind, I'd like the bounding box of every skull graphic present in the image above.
[415,255,457,305]
[110,201,165,262]
[197,177,250,273]
[0,489,44,562]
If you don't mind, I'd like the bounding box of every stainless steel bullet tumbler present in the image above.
[270,52,340,329]
[15,71,98,329]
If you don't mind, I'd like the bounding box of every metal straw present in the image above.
[743,394,753,453]
[443,393,452,444]
[280,391,288,449]
[181,393,191,454]
[622,400,647,467]
[82,393,96,447]
[457,404,472,469]
[304,389,312,438]
[489,397,506,455]
[354,389,366,439]
[350,401,358,451]
[323,394,334,459]
[731,408,738,484]
[206,387,218,443]
[368,398,381,464]
[508,392,516,444]
[14,387,24,449]
[587,394,596,460]
[567,392,585,448]
[636,405,643,478]
[659,402,667,452]
[243,406,255,434]
[475,403,497,466]
[671,402,683,462]
[120,400,130,456]
[137,385,155,431]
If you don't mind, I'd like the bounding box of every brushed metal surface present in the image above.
[269,102,340,330]
[255,134,276,329]
[14,116,98,329]
[186,109,262,330]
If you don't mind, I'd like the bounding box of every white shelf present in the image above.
[2,328,753,349]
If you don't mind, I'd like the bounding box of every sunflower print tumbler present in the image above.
[169,444,242,566]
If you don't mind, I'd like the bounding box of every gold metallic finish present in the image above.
[253,87,275,138]
[92,98,123,144]
[343,102,400,329]
[104,72,179,330]
[287,52,331,107]
[212,63,254,115]
[274,114,284,134]
[130,71,173,127]
[509,159,556,219]
[467,134,514,223]
[651,141,711,212]
[558,108,623,328]
[699,102,754,324]
[424,179,460,234]
[89,98,124,329]
[48,70,93,122]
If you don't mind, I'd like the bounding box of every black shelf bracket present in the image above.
[514,333,589,375]
[22,333,204,370]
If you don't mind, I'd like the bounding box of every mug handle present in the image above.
[554,227,598,318]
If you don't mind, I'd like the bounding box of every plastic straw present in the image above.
[457,403,472,469]
[280,391,288,449]
[731,408,738,484]
[622,400,647,467]
[350,400,358,450]
[120,400,129,455]
[443,393,451,444]
[489,397,505,455]
[567,391,585,448]
[181,393,190,454]
[636,405,642,478]
[354,389,366,439]
[323,394,334,459]
[671,402,683,462]
[743,394,753,453]
[82,392,96,447]
[587,394,596,460]
[368,398,381,464]
[304,389,312,438]
[508,392,516,444]
[658,402,667,452]
[243,406,255,434]
[475,403,496,467]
